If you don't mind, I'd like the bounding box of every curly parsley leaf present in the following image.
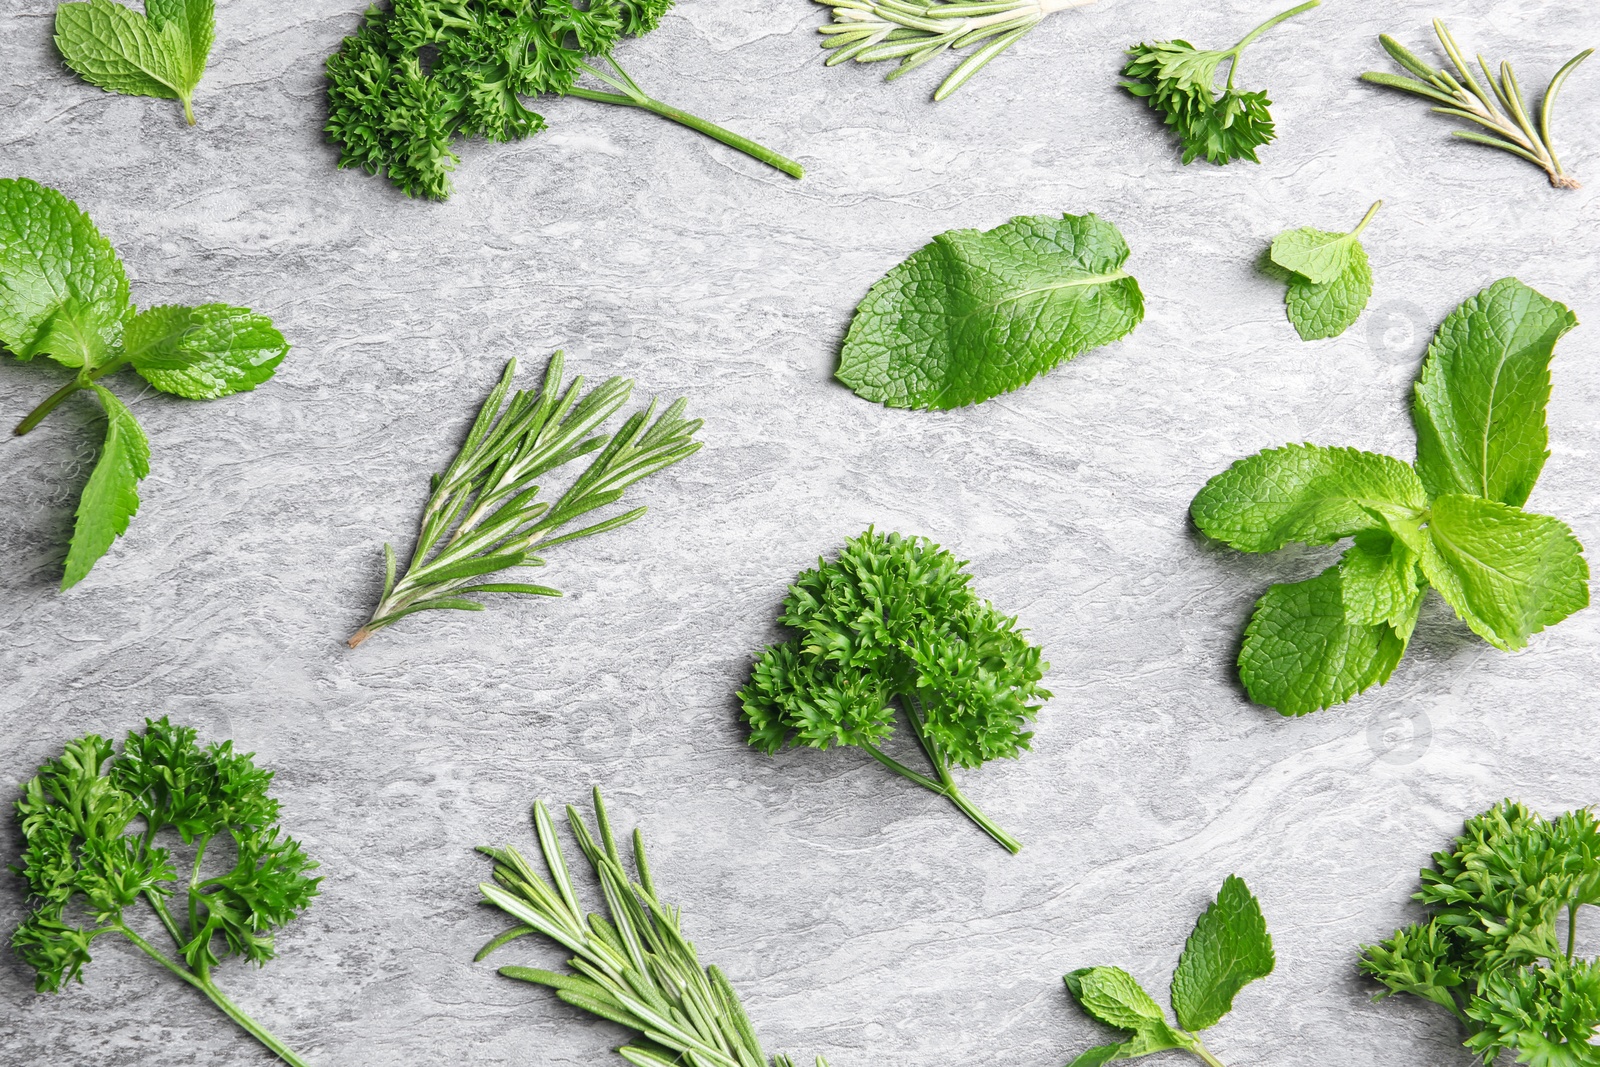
[54,0,216,125]
[1191,279,1586,715]
[1122,2,1318,166]
[739,528,1050,852]
[835,212,1144,410]
[1066,877,1274,1065]
[2,178,288,587]
[1362,802,1600,1065]
[477,789,826,1067]
[11,718,319,1067]
[1413,277,1579,509]
[324,0,800,201]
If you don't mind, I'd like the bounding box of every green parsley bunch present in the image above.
[11,718,320,1067]
[1361,802,1600,1065]
[325,0,801,200]
[1122,1,1318,165]
[739,528,1049,853]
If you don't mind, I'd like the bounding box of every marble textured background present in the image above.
[2,1,1597,1064]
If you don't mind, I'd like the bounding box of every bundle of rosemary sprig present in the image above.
[349,354,701,646]
[1362,20,1592,189]
[816,0,1097,101]
[476,789,826,1067]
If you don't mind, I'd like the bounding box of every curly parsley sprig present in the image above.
[350,353,701,646]
[1122,1,1319,166]
[325,0,802,200]
[1361,802,1600,1064]
[739,529,1050,854]
[11,718,320,1067]
[815,0,1097,101]
[1362,20,1592,189]
[476,788,827,1067]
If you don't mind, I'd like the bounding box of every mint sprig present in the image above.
[1269,200,1382,341]
[2,178,289,588]
[1192,278,1588,715]
[54,0,216,125]
[1066,876,1276,1066]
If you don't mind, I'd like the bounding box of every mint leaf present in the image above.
[1285,243,1372,341]
[1190,443,1425,553]
[836,213,1144,409]
[1239,565,1407,716]
[1170,875,1275,1033]
[1339,530,1424,637]
[1065,967,1173,1033]
[1271,201,1381,284]
[1419,494,1589,651]
[1413,278,1578,508]
[61,385,150,590]
[22,298,120,369]
[128,304,288,397]
[0,177,129,361]
[54,0,214,125]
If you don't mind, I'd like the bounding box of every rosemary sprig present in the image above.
[476,789,827,1067]
[816,0,1098,101]
[1362,20,1592,188]
[348,354,701,647]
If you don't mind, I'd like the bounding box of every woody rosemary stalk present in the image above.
[1363,20,1592,188]
[817,0,1098,100]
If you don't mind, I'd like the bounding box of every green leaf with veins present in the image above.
[0,177,128,360]
[1272,201,1381,284]
[836,212,1144,409]
[1413,278,1578,509]
[61,386,150,590]
[54,0,216,125]
[1419,494,1589,652]
[128,304,289,397]
[1066,967,1173,1032]
[1338,530,1424,637]
[1171,874,1276,1032]
[10,718,318,1066]
[1285,243,1373,341]
[1239,565,1408,716]
[1190,443,1425,553]
[23,298,121,369]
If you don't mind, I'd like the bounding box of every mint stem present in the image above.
[565,85,804,179]
[14,379,84,435]
[1353,199,1384,236]
[1190,1037,1230,1067]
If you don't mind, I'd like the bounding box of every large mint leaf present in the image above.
[0,177,129,363]
[1170,875,1275,1033]
[1419,494,1589,651]
[836,213,1144,409]
[1239,566,1407,716]
[1413,278,1577,508]
[1191,444,1425,553]
[131,304,288,398]
[1339,530,1424,639]
[62,385,150,590]
[55,0,184,101]
[1285,242,1372,341]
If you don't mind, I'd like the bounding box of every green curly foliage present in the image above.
[10,718,320,1066]
[739,528,1049,852]
[325,0,672,199]
[1361,802,1600,1065]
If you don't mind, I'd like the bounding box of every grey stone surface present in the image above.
[1,0,1597,1064]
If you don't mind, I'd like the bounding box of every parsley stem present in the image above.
[116,921,312,1067]
[1224,0,1319,88]
[1568,903,1579,960]
[564,86,804,180]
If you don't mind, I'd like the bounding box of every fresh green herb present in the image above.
[815,0,1097,102]
[1360,801,1600,1065]
[738,528,1049,853]
[1066,875,1275,1066]
[54,0,215,125]
[350,353,701,647]
[11,718,320,1067]
[1269,200,1381,341]
[1122,1,1319,166]
[476,788,827,1067]
[1191,278,1588,716]
[836,212,1144,410]
[1,177,289,589]
[1362,20,1592,189]
[325,0,802,201]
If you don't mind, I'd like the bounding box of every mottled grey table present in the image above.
[2,1,1597,1065]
